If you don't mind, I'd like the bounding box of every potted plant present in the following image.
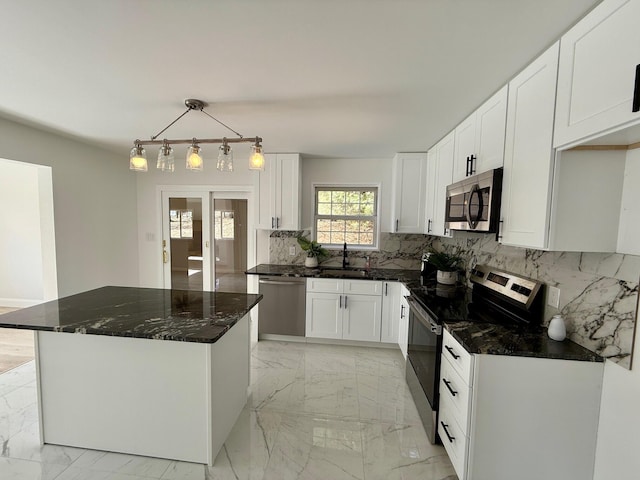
[297,235,329,268]
[427,250,463,285]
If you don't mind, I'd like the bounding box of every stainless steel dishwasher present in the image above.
[258,277,306,336]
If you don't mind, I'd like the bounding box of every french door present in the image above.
[161,191,212,291]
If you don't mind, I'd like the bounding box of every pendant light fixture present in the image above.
[129,143,148,172]
[157,141,175,172]
[217,139,234,172]
[129,99,264,172]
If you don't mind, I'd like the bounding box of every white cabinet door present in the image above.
[475,85,508,174]
[255,153,300,230]
[433,131,455,237]
[391,153,428,233]
[452,86,508,183]
[275,153,301,230]
[255,153,277,229]
[500,43,559,249]
[381,282,401,344]
[305,292,342,339]
[342,294,382,342]
[425,148,438,234]
[554,0,640,148]
[453,115,477,182]
[617,150,640,255]
[398,285,410,359]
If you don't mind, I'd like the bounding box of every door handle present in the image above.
[271,217,275,229]
[440,421,455,443]
[400,304,405,319]
[339,295,343,309]
[276,217,280,229]
[633,64,640,113]
[163,250,168,264]
[443,378,458,397]
[395,219,399,232]
[344,296,348,309]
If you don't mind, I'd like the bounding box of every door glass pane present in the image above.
[213,199,247,293]
[169,197,203,291]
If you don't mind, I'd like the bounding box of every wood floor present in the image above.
[0,307,34,374]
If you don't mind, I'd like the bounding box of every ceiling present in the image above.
[0,0,600,160]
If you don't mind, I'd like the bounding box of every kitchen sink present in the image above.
[319,268,368,278]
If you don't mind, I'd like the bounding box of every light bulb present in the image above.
[249,144,264,170]
[186,145,203,171]
[129,145,148,172]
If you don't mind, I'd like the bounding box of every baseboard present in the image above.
[258,334,399,350]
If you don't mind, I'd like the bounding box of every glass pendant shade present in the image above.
[249,144,265,170]
[217,144,234,172]
[129,145,148,172]
[157,143,175,172]
[186,145,204,171]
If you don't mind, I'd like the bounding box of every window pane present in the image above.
[345,203,362,215]
[345,191,361,203]
[317,231,331,244]
[317,191,332,202]
[330,219,346,231]
[317,219,332,230]
[346,220,360,231]
[318,203,332,215]
[345,232,360,244]
[360,220,374,232]
[331,191,345,203]
[360,233,374,245]
[331,231,345,244]
[181,210,193,238]
[331,203,346,216]
[360,204,374,215]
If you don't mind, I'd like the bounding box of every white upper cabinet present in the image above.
[255,153,301,230]
[500,43,559,249]
[426,132,455,237]
[391,153,428,233]
[453,86,508,182]
[554,0,640,148]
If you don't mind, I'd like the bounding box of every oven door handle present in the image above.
[406,297,442,335]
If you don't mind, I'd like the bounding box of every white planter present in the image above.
[548,315,567,341]
[304,256,318,268]
[437,270,457,285]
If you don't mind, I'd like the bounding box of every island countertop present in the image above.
[0,286,262,343]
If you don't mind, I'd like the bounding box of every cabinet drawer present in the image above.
[343,280,382,296]
[439,402,467,480]
[442,329,473,385]
[439,356,472,434]
[306,278,343,294]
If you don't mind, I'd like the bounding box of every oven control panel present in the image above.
[470,265,542,309]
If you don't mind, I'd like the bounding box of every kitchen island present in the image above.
[0,286,262,465]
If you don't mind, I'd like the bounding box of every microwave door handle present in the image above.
[466,184,483,229]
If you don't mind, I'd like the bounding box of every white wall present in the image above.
[0,159,57,305]
[0,117,139,297]
[301,157,393,232]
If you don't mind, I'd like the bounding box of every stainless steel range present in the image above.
[405,264,544,443]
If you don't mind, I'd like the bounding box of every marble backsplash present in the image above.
[269,230,639,370]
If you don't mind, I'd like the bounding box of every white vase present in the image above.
[304,256,318,268]
[548,314,566,341]
[437,270,457,285]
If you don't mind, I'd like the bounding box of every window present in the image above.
[169,209,193,239]
[315,187,378,248]
[214,210,235,239]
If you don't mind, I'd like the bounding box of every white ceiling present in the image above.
[0,0,599,160]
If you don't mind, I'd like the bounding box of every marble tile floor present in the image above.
[0,340,457,480]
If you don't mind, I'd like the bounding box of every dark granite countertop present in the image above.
[444,321,603,362]
[245,264,602,362]
[245,264,421,282]
[0,286,262,343]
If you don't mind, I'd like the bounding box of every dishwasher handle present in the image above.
[259,279,305,286]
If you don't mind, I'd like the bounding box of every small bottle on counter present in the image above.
[364,256,371,271]
[548,314,567,341]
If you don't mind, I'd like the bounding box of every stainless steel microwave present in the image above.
[445,168,503,233]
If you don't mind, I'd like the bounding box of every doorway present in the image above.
[161,189,252,293]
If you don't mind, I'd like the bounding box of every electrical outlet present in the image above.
[548,286,561,309]
[289,246,296,256]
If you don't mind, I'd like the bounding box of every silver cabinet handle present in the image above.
[339,295,343,308]
[258,279,304,286]
[344,295,348,308]
[271,217,275,229]
[395,219,399,232]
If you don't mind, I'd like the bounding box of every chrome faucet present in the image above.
[342,242,349,268]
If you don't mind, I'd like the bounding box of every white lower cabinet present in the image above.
[381,281,401,344]
[440,329,604,480]
[306,278,382,342]
[397,285,410,359]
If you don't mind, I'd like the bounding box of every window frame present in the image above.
[312,184,381,250]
